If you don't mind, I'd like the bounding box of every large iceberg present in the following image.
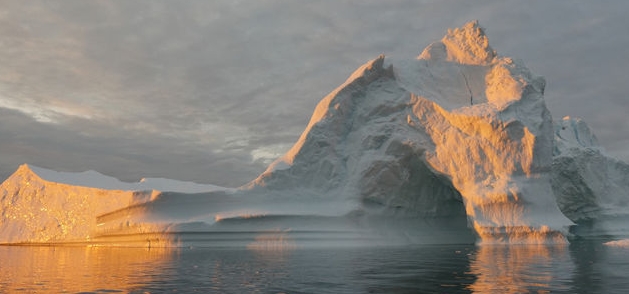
[1,21,628,246]
[247,20,575,244]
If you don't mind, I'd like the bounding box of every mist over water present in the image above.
[2,240,628,293]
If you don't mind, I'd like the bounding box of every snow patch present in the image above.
[27,164,225,193]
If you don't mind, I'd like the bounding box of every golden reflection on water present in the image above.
[247,230,297,252]
[0,246,174,293]
[468,244,571,293]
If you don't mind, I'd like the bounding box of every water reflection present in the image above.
[0,246,173,293]
[353,246,476,293]
[2,242,629,293]
[569,239,629,293]
[247,230,297,251]
[468,244,573,293]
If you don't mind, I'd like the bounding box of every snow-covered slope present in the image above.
[28,165,225,193]
[1,21,628,246]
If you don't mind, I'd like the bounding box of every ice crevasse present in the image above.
[2,21,629,246]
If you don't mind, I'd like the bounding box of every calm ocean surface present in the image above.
[1,240,628,293]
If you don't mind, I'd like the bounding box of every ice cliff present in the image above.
[1,21,628,246]
[0,164,225,243]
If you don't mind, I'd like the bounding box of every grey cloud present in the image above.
[0,108,262,187]
[0,0,628,186]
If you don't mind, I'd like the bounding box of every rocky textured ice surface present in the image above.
[1,21,628,246]
[552,117,629,238]
[0,164,228,244]
[249,21,572,244]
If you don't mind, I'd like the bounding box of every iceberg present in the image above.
[1,21,628,246]
[552,117,629,238]
[0,164,228,244]
[249,21,572,244]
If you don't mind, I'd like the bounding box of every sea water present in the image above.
[1,240,628,293]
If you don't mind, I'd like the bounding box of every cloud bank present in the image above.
[0,0,627,187]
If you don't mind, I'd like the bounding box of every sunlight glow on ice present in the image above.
[1,21,628,247]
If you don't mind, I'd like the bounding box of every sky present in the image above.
[0,0,627,187]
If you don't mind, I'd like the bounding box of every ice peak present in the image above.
[15,163,34,174]
[419,20,496,65]
[8,164,43,183]
[554,116,599,152]
[347,54,387,82]
[260,54,392,171]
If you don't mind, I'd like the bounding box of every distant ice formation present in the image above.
[552,117,629,238]
[1,21,628,246]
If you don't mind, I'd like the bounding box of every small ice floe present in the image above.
[603,239,629,248]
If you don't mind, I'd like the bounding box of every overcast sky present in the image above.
[0,1,627,187]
